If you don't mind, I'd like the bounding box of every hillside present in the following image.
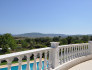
[14,33,68,38]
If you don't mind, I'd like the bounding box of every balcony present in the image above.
[0,41,92,70]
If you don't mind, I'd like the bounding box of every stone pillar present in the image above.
[33,53,37,70]
[44,51,47,70]
[26,54,31,70]
[39,52,42,70]
[18,55,24,70]
[88,41,92,54]
[50,42,60,69]
[6,58,13,70]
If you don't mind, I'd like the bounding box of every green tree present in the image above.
[60,38,68,45]
[0,33,17,53]
[66,36,73,44]
[81,35,89,42]
[21,40,28,48]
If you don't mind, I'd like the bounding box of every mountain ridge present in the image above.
[14,32,68,38]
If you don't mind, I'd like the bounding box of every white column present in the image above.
[84,45,86,55]
[68,46,71,61]
[74,46,76,58]
[88,41,92,54]
[71,46,74,59]
[33,53,37,70]
[18,55,24,70]
[63,47,66,62]
[48,50,52,70]
[44,51,47,70]
[77,46,79,57]
[26,54,31,70]
[79,46,81,57]
[66,47,69,61]
[81,45,83,56]
[6,58,13,70]
[60,48,63,64]
[50,42,59,69]
[76,46,78,57]
[39,52,42,70]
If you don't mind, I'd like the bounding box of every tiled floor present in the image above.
[69,60,92,70]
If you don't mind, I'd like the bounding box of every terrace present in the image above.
[0,41,92,70]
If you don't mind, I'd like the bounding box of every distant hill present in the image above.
[14,32,68,38]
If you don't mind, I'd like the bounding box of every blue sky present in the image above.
[0,0,92,35]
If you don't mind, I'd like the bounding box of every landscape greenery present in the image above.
[0,33,92,65]
[0,33,92,55]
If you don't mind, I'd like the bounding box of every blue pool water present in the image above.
[0,61,48,70]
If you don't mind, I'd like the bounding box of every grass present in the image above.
[0,59,34,66]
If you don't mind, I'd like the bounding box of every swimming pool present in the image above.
[0,61,48,70]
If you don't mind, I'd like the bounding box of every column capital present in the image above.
[34,53,37,57]
[89,41,92,43]
[6,58,14,63]
[50,42,60,48]
[26,53,32,58]
[17,55,24,60]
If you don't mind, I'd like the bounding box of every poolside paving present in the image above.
[69,59,92,70]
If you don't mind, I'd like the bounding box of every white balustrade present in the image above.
[26,54,31,70]
[33,53,37,70]
[44,51,47,70]
[0,41,92,70]
[18,55,24,70]
[39,52,42,70]
[6,58,14,70]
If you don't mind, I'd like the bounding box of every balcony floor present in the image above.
[69,59,92,70]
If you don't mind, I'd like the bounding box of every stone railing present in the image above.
[0,41,92,70]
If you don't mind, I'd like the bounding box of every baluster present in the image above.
[26,54,31,70]
[88,45,90,54]
[74,46,76,58]
[76,46,78,57]
[44,51,47,70]
[33,53,37,70]
[70,46,72,60]
[66,47,68,62]
[71,46,73,59]
[72,46,74,59]
[80,45,82,56]
[63,47,66,63]
[85,45,87,55]
[81,45,83,56]
[83,45,84,55]
[78,46,80,57]
[87,45,89,55]
[68,46,71,61]
[48,50,52,70]
[72,46,75,59]
[75,46,77,58]
[80,45,82,57]
[39,52,42,70]
[60,48,63,64]
[18,55,24,70]
[6,58,13,70]
[84,45,86,55]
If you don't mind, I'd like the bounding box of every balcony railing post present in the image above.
[50,42,60,69]
[26,54,31,70]
[6,58,14,70]
[88,41,92,54]
[18,55,24,70]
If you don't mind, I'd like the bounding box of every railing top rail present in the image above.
[0,47,51,60]
[59,43,89,48]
